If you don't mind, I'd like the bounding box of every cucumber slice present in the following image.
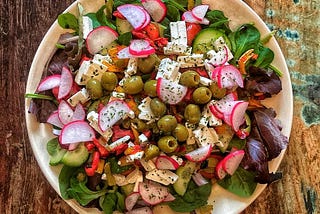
[173,161,197,196]
[116,18,134,34]
[46,138,67,166]
[192,28,231,53]
[61,143,89,167]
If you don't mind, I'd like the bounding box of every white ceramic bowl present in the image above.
[25,0,293,213]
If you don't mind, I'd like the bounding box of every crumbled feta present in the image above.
[177,54,204,68]
[199,103,222,127]
[86,111,113,141]
[67,88,90,107]
[138,134,148,143]
[213,37,234,61]
[138,97,156,121]
[75,60,107,85]
[193,125,221,147]
[199,76,213,86]
[126,151,144,162]
[146,169,179,185]
[140,158,156,171]
[125,58,138,76]
[169,21,188,46]
[156,58,181,82]
[82,16,93,39]
[163,42,192,56]
[185,122,196,145]
[107,135,130,151]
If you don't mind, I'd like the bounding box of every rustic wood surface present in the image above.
[0,0,319,213]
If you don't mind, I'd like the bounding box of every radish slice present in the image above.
[138,6,151,29]
[141,0,167,22]
[156,78,188,105]
[208,104,224,119]
[117,47,149,59]
[191,4,209,21]
[163,193,176,202]
[129,39,155,56]
[182,11,210,25]
[125,192,140,211]
[86,26,118,55]
[192,172,209,186]
[229,101,248,131]
[71,103,86,121]
[138,181,169,205]
[117,4,148,30]
[126,207,153,214]
[59,121,95,145]
[98,99,131,131]
[58,100,74,124]
[185,144,212,162]
[216,159,227,179]
[47,111,64,128]
[37,74,61,92]
[155,155,180,170]
[217,65,244,89]
[58,66,73,99]
[222,150,245,175]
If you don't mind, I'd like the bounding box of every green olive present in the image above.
[137,55,156,74]
[157,115,177,132]
[173,124,189,142]
[131,118,147,132]
[123,76,144,95]
[157,136,178,153]
[208,82,227,99]
[184,104,201,124]
[86,79,103,100]
[150,98,167,117]
[179,70,200,87]
[101,72,118,91]
[144,80,157,97]
[192,87,212,104]
[144,144,160,160]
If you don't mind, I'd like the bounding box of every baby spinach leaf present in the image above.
[58,12,79,33]
[116,192,125,212]
[206,10,231,33]
[117,32,132,46]
[163,0,187,12]
[229,24,261,60]
[108,157,134,174]
[168,181,212,212]
[166,4,181,22]
[100,193,117,214]
[59,165,79,199]
[218,167,257,197]
[254,46,274,68]
[113,0,140,9]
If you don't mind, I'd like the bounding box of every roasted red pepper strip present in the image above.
[92,138,109,157]
[85,151,100,176]
[112,10,125,19]
[84,142,95,151]
[112,125,134,142]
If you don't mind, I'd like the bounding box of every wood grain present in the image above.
[0,0,319,214]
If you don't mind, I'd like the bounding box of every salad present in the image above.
[26,0,289,213]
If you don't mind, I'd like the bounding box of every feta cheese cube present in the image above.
[67,88,90,107]
[185,122,196,145]
[156,58,181,81]
[138,97,156,121]
[125,58,138,76]
[163,42,192,56]
[193,125,221,147]
[107,135,130,151]
[199,76,213,86]
[177,54,204,68]
[140,158,156,171]
[169,21,188,45]
[146,169,178,185]
[75,60,107,85]
[199,103,222,127]
[86,111,113,141]
[213,37,234,61]
[126,151,144,162]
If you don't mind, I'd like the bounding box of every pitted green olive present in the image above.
[101,72,118,91]
[86,79,103,100]
[179,70,200,87]
[123,76,144,95]
[131,118,147,132]
[157,115,177,132]
[137,55,156,74]
[144,144,160,160]
[144,80,157,97]
[150,98,167,117]
[173,124,189,142]
[157,136,178,153]
[184,104,201,124]
[192,87,212,104]
[208,82,227,99]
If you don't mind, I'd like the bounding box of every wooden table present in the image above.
[1,0,319,213]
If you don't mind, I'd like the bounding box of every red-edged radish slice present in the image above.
[138,181,169,205]
[192,172,209,186]
[58,66,73,99]
[185,144,212,162]
[117,4,148,30]
[58,100,74,124]
[222,150,245,175]
[163,193,176,202]
[129,39,155,56]
[125,192,140,211]
[59,121,95,145]
[47,111,64,128]
[71,103,86,121]
[216,159,227,179]
[37,74,61,92]
[126,207,153,214]
[191,4,209,21]
[155,155,180,170]
[156,78,188,105]
[213,92,238,114]
[230,101,248,131]
[141,0,167,22]
[138,6,151,29]
[182,11,210,25]
[208,104,224,119]
[98,99,131,131]
[208,46,229,66]
[117,47,149,59]
[217,65,244,89]
[86,26,118,55]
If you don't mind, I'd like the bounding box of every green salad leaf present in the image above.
[117,32,132,46]
[58,12,79,33]
[206,10,231,34]
[218,167,257,197]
